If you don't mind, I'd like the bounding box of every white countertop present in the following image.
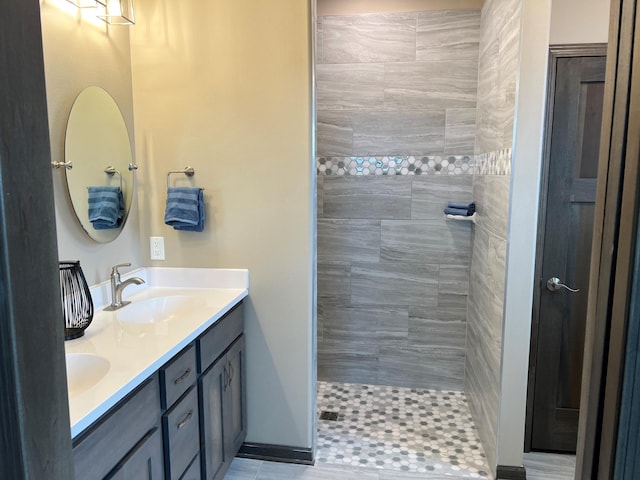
[66,267,249,439]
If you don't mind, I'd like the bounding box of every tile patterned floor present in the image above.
[315,381,491,478]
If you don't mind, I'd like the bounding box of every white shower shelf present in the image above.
[445,213,477,224]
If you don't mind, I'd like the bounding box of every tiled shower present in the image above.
[316,9,481,390]
[316,0,521,473]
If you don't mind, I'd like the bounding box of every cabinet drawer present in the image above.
[163,386,200,480]
[198,302,244,372]
[161,344,197,410]
[73,375,160,480]
[179,454,201,480]
[107,428,163,480]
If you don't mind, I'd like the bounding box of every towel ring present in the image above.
[104,166,123,191]
[167,166,195,190]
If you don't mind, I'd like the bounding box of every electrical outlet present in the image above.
[150,236,165,260]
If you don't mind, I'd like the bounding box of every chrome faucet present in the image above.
[104,263,145,311]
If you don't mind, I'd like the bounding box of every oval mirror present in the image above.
[64,86,134,243]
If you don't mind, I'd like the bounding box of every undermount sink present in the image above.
[66,353,110,397]
[116,295,204,325]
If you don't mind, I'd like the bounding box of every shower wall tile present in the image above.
[384,61,478,111]
[317,9,480,158]
[317,111,354,156]
[317,262,351,301]
[322,13,417,64]
[351,261,439,307]
[323,305,409,346]
[378,346,465,390]
[317,64,385,110]
[352,110,445,156]
[411,175,473,219]
[416,10,481,62]
[380,220,472,265]
[317,175,324,218]
[318,219,381,263]
[439,265,470,296]
[323,176,412,219]
[408,306,466,351]
[445,108,477,154]
[316,17,323,64]
[318,346,379,385]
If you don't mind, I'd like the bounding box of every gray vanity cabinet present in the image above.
[109,428,164,480]
[73,376,162,480]
[200,335,246,480]
[72,301,246,480]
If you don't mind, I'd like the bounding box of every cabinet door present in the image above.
[108,428,164,480]
[224,335,247,455]
[199,359,226,480]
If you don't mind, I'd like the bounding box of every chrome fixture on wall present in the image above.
[65,0,135,25]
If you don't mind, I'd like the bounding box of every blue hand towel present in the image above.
[87,186,124,230]
[164,187,205,232]
[444,207,471,216]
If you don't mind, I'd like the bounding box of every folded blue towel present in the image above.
[445,201,476,216]
[164,187,205,232]
[444,207,471,216]
[87,186,124,230]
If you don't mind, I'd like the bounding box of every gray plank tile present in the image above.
[522,452,575,480]
[322,13,417,64]
[225,458,262,480]
[323,176,412,220]
[408,306,466,350]
[445,108,476,154]
[317,64,385,110]
[411,176,473,220]
[317,111,353,156]
[487,232,507,297]
[378,345,465,390]
[384,61,478,111]
[318,345,379,385]
[439,264,469,296]
[475,37,501,154]
[437,292,468,322]
[380,220,472,265]
[317,219,381,262]
[351,261,439,307]
[257,461,380,480]
[353,110,445,156]
[322,304,408,346]
[317,261,351,301]
[316,175,324,218]
[416,9,481,62]
[316,17,323,64]
[477,175,510,239]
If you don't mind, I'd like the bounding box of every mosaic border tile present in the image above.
[316,151,511,176]
[316,156,475,176]
[474,148,512,175]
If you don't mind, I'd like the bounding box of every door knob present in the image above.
[546,277,580,293]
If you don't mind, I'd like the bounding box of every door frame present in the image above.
[524,43,608,453]
[0,0,74,477]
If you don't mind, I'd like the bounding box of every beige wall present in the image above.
[318,0,483,16]
[550,0,610,44]
[40,0,142,285]
[130,0,315,448]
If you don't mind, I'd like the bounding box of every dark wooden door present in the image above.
[531,54,607,452]
[108,428,164,480]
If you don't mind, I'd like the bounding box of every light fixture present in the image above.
[96,0,135,25]
[64,0,98,7]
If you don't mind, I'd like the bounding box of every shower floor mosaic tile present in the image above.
[317,381,491,479]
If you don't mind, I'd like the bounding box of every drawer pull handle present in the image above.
[174,368,192,385]
[177,410,193,429]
